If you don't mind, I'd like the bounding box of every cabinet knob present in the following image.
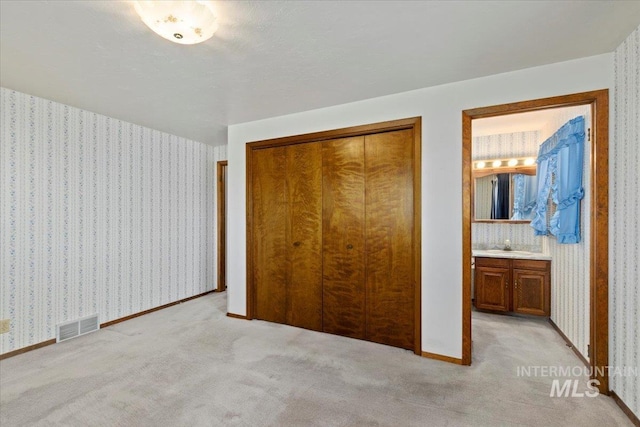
[293,241,301,247]
[346,244,353,250]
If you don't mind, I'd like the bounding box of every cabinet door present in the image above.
[286,142,323,331]
[475,263,511,312]
[322,136,366,339]
[252,146,287,323]
[513,268,550,316]
[364,129,415,350]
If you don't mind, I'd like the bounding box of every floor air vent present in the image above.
[56,314,100,343]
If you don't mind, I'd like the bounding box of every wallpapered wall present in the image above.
[0,88,227,355]
[612,25,639,418]
[472,130,542,252]
[539,105,591,362]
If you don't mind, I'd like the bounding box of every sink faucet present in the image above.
[504,239,512,251]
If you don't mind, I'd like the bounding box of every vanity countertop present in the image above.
[472,249,551,261]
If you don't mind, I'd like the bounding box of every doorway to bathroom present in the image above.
[217,160,228,292]
[461,90,609,394]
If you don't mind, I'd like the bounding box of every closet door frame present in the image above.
[246,117,422,355]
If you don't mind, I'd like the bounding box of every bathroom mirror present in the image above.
[473,157,537,223]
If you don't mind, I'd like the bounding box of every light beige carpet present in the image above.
[0,293,631,426]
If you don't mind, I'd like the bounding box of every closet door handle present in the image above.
[293,241,301,247]
[346,244,353,250]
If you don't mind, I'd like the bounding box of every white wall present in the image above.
[227,54,613,359]
[611,25,640,418]
[0,88,227,354]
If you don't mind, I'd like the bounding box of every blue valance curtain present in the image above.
[511,174,537,220]
[530,116,585,243]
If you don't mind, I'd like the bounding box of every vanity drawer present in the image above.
[513,259,550,271]
[475,257,510,268]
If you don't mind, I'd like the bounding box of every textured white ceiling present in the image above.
[472,106,589,137]
[1,1,639,145]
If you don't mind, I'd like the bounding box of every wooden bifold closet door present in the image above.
[252,142,323,331]
[364,130,414,350]
[322,136,366,339]
[251,127,416,351]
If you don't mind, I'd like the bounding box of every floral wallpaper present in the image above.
[0,88,227,354]
[611,25,640,418]
[539,105,591,362]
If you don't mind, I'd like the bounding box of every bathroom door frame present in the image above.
[461,90,609,394]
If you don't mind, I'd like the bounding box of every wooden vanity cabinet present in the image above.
[512,259,551,316]
[475,257,550,317]
[474,257,511,312]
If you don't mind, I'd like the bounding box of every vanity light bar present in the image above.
[474,157,536,170]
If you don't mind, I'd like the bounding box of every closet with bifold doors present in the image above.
[248,118,421,353]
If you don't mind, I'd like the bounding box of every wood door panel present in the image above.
[475,266,510,312]
[364,129,414,350]
[513,269,550,316]
[286,142,323,331]
[252,147,287,323]
[322,136,366,339]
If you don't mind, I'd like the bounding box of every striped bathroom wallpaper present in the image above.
[539,105,591,362]
[472,131,543,252]
[612,25,640,418]
[0,88,227,355]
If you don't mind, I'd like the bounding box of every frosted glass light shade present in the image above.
[134,1,218,45]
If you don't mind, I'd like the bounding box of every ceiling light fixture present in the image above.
[134,1,218,45]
